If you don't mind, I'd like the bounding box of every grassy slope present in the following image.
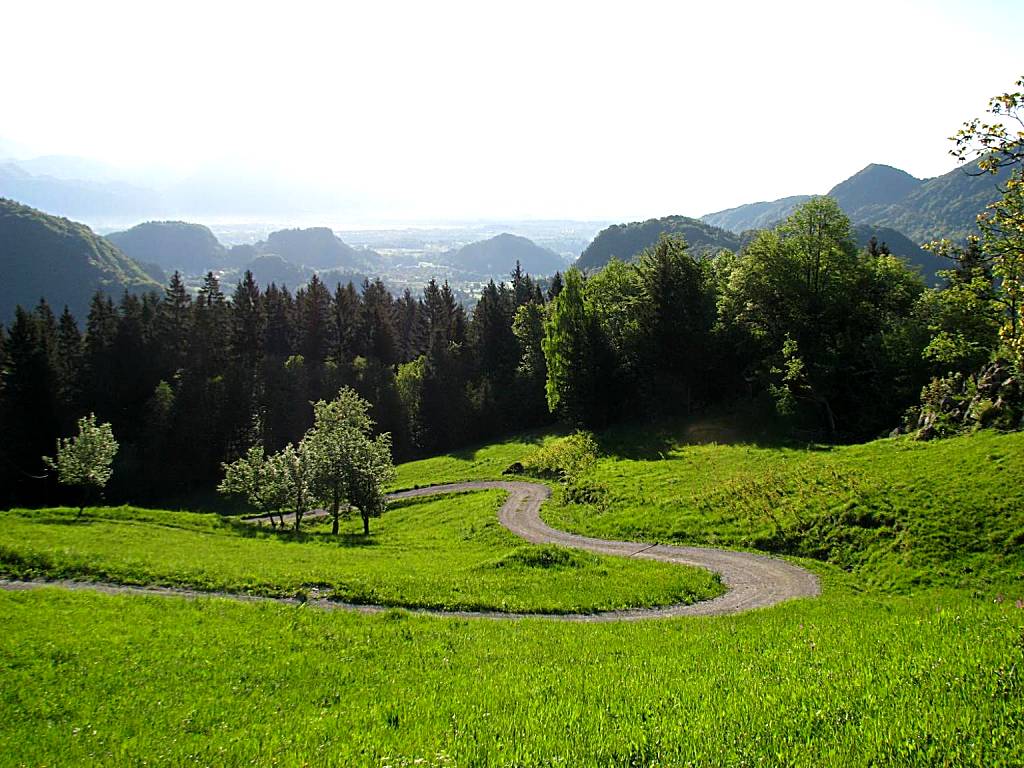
[0,491,721,614]
[395,429,1024,597]
[3,428,1024,765]
[1,589,1021,767]
[391,430,565,489]
[544,429,1024,597]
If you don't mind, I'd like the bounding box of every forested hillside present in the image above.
[263,227,381,271]
[105,221,227,274]
[444,233,565,276]
[0,198,159,321]
[577,209,945,283]
[702,160,1008,243]
[576,215,741,271]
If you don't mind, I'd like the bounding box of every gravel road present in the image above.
[2,480,819,620]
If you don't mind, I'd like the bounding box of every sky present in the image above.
[2,0,1022,222]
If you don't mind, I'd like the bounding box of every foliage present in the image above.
[41,414,118,510]
[951,74,1024,174]
[721,197,926,435]
[303,388,395,535]
[542,269,608,427]
[949,74,1024,368]
[217,446,287,528]
[917,238,1001,375]
[518,431,598,481]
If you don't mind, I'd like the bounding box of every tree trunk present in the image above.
[362,514,370,536]
[331,487,340,535]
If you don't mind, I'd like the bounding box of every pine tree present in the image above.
[156,272,192,379]
[0,307,62,503]
[83,293,119,420]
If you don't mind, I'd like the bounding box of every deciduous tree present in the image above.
[42,413,118,515]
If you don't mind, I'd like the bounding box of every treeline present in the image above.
[0,266,555,506]
[542,196,1020,439]
[2,195,1020,508]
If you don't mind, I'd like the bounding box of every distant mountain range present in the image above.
[702,161,1008,243]
[0,155,348,221]
[0,162,162,220]
[0,198,159,322]
[442,233,566,277]
[101,222,566,282]
[102,223,382,277]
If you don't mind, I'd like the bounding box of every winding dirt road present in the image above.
[2,481,819,620]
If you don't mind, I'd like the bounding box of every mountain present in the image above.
[828,164,922,213]
[444,233,565,276]
[701,161,1007,243]
[855,162,1010,243]
[0,198,159,322]
[701,195,813,233]
[0,162,162,220]
[263,227,381,271]
[105,221,227,275]
[241,254,312,288]
[576,215,741,272]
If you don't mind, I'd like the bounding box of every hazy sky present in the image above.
[3,0,1022,221]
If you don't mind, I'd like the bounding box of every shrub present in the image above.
[519,432,599,481]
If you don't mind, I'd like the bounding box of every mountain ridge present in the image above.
[0,198,159,322]
[702,160,1007,243]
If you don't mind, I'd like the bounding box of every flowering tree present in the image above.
[42,413,118,515]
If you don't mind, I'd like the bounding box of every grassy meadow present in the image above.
[397,427,1024,598]
[1,424,1023,765]
[0,491,720,614]
[1,588,1021,767]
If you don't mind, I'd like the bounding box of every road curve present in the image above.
[2,481,819,620]
[390,481,820,618]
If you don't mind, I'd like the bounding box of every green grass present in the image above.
[544,428,1024,597]
[3,426,1024,765]
[392,430,564,489]
[1,588,1021,767]
[0,491,721,614]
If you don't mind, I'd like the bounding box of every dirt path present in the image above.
[2,481,819,620]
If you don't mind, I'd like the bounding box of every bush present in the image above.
[519,432,599,481]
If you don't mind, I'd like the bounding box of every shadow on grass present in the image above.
[437,426,564,462]
[592,408,836,461]
[223,519,382,547]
